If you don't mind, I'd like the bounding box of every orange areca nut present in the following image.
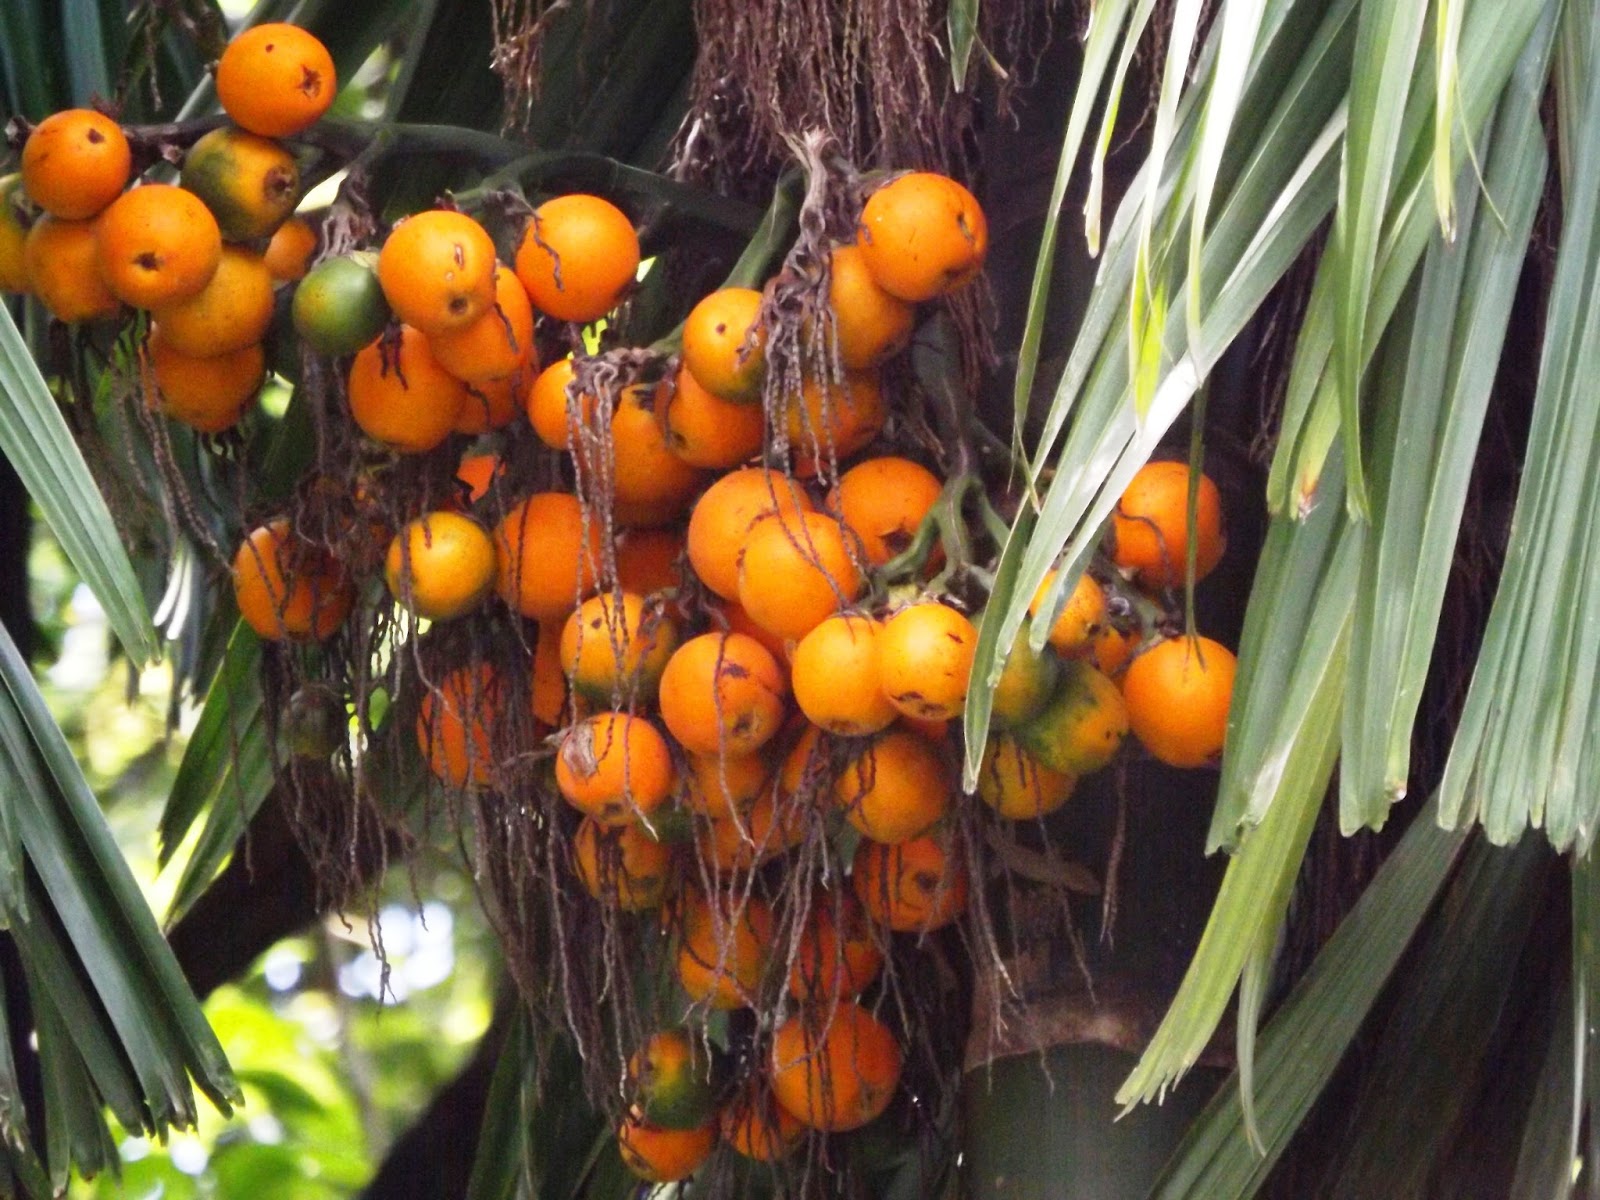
[852,833,969,933]
[152,245,275,356]
[787,889,884,1002]
[988,618,1062,730]
[615,526,686,597]
[790,613,898,736]
[21,109,130,220]
[681,749,771,818]
[1030,568,1107,655]
[452,452,504,507]
[722,1082,805,1162]
[1110,460,1226,589]
[417,663,503,789]
[1121,635,1238,768]
[346,326,470,453]
[525,357,586,449]
[616,1107,716,1183]
[263,215,317,281]
[95,184,223,309]
[453,373,522,435]
[215,23,338,138]
[530,619,567,729]
[978,734,1076,820]
[559,591,678,704]
[658,631,788,756]
[828,456,943,566]
[25,216,119,323]
[492,492,604,621]
[781,373,886,470]
[736,511,864,644]
[572,816,672,911]
[778,722,830,801]
[514,193,639,323]
[1092,618,1140,677]
[1014,659,1129,776]
[628,1028,720,1130]
[687,467,814,601]
[834,727,950,844]
[147,335,264,433]
[857,171,988,301]
[769,1001,903,1132]
[681,287,766,402]
[555,711,676,827]
[606,382,708,507]
[698,790,806,872]
[823,241,916,369]
[232,518,353,642]
[383,511,497,621]
[377,209,498,336]
[179,126,301,242]
[428,262,536,383]
[674,887,774,1010]
[661,366,765,470]
[877,601,977,721]
[0,176,32,293]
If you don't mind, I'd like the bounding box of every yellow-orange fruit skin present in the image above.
[824,242,915,369]
[736,511,864,645]
[25,216,119,323]
[232,518,353,642]
[616,1107,716,1183]
[215,23,338,138]
[573,816,671,911]
[377,209,498,336]
[687,468,814,602]
[346,326,469,453]
[554,711,676,827]
[514,193,640,323]
[681,287,766,402]
[1014,660,1129,777]
[857,171,988,302]
[1121,635,1238,768]
[769,1002,903,1132]
[827,456,943,567]
[95,184,223,309]
[146,335,264,432]
[658,632,788,757]
[1110,461,1226,590]
[834,728,950,844]
[151,245,275,357]
[978,735,1076,820]
[790,613,898,736]
[21,110,130,220]
[852,834,969,933]
[492,492,604,621]
[416,664,503,790]
[877,602,977,722]
[383,511,496,621]
[428,262,536,384]
[673,889,773,1010]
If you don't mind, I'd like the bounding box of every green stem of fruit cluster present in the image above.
[116,115,764,238]
[645,169,804,358]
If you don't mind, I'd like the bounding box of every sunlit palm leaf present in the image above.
[1340,31,1550,830]
[1437,7,1600,852]
[1326,0,1430,518]
[0,620,237,1186]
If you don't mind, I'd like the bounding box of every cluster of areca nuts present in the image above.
[6,17,1244,1186]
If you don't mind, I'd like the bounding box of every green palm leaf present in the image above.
[0,305,157,665]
